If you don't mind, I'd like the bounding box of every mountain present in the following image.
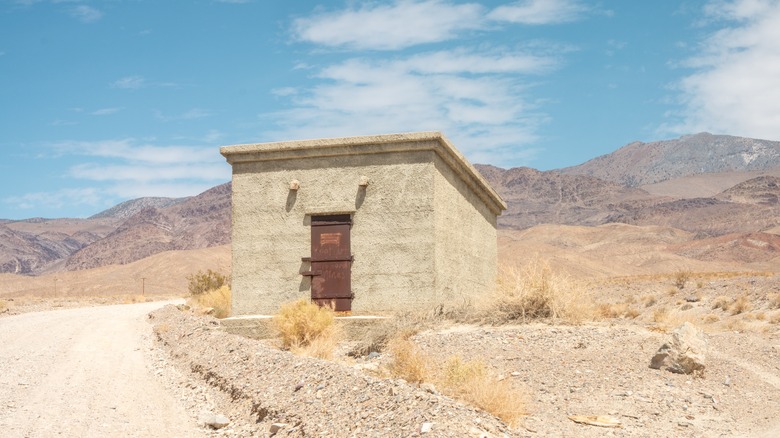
[89,197,184,220]
[3,133,780,277]
[560,132,780,187]
[64,183,231,271]
[474,165,654,229]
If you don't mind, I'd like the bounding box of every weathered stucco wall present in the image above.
[433,155,498,307]
[230,149,438,315]
[224,132,506,316]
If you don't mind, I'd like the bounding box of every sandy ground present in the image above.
[0,301,203,438]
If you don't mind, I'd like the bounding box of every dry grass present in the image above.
[189,285,231,318]
[386,336,429,384]
[768,293,780,309]
[642,294,657,308]
[122,294,148,304]
[437,356,526,427]
[484,260,594,324]
[652,306,699,331]
[273,299,337,354]
[597,303,639,319]
[674,269,691,290]
[770,311,780,324]
[385,341,526,426]
[0,299,7,313]
[712,296,731,311]
[187,269,230,296]
[292,324,342,360]
[702,313,720,323]
[730,295,751,315]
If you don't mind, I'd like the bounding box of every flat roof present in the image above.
[220,131,507,215]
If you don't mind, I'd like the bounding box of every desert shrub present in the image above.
[273,299,336,350]
[652,306,668,323]
[349,305,471,357]
[597,303,639,319]
[730,295,751,315]
[674,269,691,290]
[190,285,232,318]
[387,336,429,384]
[702,313,719,323]
[437,356,526,427]
[642,294,657,307]
[770,311,780,324]
[0,299,7,313]
[768,293,780,309]
[187,269,230,296]
[486,260,593,324]
[712,296,731,311]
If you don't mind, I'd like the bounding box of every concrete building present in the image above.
[220,132,506,315]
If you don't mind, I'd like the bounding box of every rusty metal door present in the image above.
[306,215,353,311]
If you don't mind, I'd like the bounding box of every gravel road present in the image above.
[0,301,201,438]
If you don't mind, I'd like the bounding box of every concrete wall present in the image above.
[225,132,506,316]
[432,156,498,307]
[230,150,438,315]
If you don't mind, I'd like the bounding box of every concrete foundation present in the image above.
[220,314,388,341]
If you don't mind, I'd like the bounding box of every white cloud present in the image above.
[291,0,485,50]
[50,139,220,165]
[69,163,229,182]
[90,107,122,116]
[488,0,587,24]
[70,5,102,23]
[665,0,780,139]
[111,75,145,90]
[4,188,102,212]
[265,47,552,165]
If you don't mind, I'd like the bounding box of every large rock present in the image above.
[650,322,707,374]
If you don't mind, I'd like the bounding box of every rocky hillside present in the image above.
[4,134,780,276]
[477,167,780,236]
[0,183,231,275]
[65,183,231,271]
[475,165,654,230]
[89,196,185,220]
[560,133,780,187]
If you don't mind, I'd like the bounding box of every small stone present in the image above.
[294,380,305,392]
[269,423,288,435]
[420,422,434,433]
[650,322,707,374]
[367,351,381,359]
[199,413,230,430]
[685,296,700,303]
[420,383,437,394]
[510,371,521,377]
[724,376,731,386]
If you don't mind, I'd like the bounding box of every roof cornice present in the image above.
[220,132,507,215]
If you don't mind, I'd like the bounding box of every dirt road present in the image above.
[0,301,201,437]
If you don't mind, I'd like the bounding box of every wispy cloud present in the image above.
[488,0,588,24]
[664,0,780,140]
[11,139,231,215]
[292,0,485,50]
[70,5,102,23]
[266,46,553,164]
[111,75,145,90]
[51,139,220,165]
[277,1,580,165]
[4,188,102,212]
[90,107,122,116]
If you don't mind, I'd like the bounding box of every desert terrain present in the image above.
[1,132,779,436]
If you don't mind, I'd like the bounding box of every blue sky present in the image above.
[2,0,780,219]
